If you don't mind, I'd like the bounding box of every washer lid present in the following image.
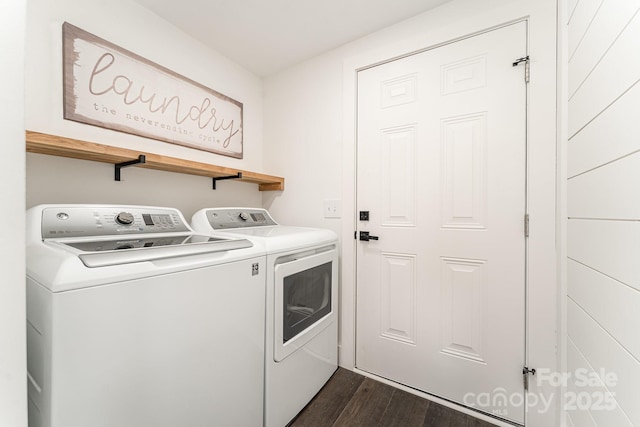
[60,234,223,252]
[49,234,253,268]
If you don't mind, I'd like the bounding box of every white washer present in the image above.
[26,204,266,427]
[191,208,338,427]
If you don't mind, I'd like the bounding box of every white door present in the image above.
[356,22,527,424]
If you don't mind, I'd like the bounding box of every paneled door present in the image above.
[356,22,527,424]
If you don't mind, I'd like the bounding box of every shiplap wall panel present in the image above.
[569,0,640,96]
[568,220,640,291]
[567,0,581,25]
[568,0,603,58]
[568,81,640,177]
[567,0,640,423]
[567,300,640,425]
[567,339,634,427]
[568,259,640,358]
[566,388,598,427]
[568,11,640,136]
[568,152,640,219]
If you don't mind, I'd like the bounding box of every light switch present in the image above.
[323,199,341,218]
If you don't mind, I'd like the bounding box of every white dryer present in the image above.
[26,204,266,427]
[191,208,338,427]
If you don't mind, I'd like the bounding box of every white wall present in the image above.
[263,1,559,425]
[25,0,268,218]
[0,1,27,426]
[25,154,260,220]
[565,0,640,425]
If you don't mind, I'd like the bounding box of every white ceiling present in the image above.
[133,0,451,76]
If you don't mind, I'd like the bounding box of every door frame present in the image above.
[340,5,559,427]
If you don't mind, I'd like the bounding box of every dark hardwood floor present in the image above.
[288,368,498,427]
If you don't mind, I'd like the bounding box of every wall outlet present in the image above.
[324,199,342,218]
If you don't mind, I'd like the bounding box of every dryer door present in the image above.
[274,248,337,362]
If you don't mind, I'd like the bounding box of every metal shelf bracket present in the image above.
[212,172,242,189]
[114,155,146,181]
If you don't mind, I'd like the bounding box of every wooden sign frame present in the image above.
[63,22,243,159]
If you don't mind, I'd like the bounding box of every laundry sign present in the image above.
[62,22,243,158]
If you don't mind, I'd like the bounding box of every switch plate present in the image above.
[324,199,341,218]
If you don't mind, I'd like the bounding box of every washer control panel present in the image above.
[41,206,190,238]
[205,208,277,229]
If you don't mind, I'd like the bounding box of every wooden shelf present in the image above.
[26,131,284,191]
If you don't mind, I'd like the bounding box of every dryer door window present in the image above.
[274,248,337,362]
[282,262,332,343]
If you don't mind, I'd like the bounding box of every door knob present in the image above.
[359,231,379,241]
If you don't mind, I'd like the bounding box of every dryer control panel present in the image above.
[41,206,190,238]
[205,208,278,229]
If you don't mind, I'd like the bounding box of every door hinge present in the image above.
[523,366,536,390]
[354,230,357,240]
[524,214,530,238]
[512,55,530,83]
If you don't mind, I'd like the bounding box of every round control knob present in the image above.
[239,212,249,221]
[115,212,135,225]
